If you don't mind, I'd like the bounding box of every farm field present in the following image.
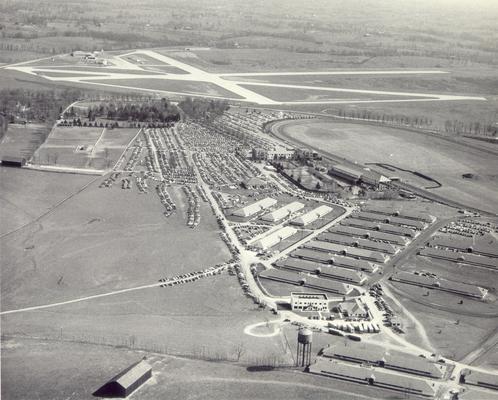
[0,123,48,160]
[32,126,139,170]
[273,119,498,214]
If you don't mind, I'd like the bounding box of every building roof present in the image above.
[253,226,297,249]
[259,268,353,295]
[323,344,445,378]
[329,225,409,245]
[310,359,436,396]
[356,212,426,229]
[291,292,328,300]
[276,257,367,284]
[317,232,398,254]
[290,248,378,272]
[363,205,435,223]
[291,205,333,226]
[338,298,368,315]
[392,271,487,298]
[343,218,416,237]
[431,235,498,258]
[462,369,498,389]
[261,201,304,222]
[113,360,152,389]
[420,248,498,270]
[330,164,363,180]
[233,197,277,217]
[303,240,388,263]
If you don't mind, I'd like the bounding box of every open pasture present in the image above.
[273,119,498,214]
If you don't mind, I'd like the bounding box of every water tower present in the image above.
[296,328,313,367]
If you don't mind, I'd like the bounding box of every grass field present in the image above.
[274,119,498,214]
[82,78,243,99]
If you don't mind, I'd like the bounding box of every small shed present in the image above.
[93,360,152,398]
[1,156,26,167]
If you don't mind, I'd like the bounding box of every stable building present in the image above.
[262,201,304,222]
[419,248,498,270]
[232,197,277,217]
[291,292,329,312]
[356,212,426,230]
[317,232,398,255]
[290,248,379,273]
[343,218,416,238]
[322,344,446,379]
[309,359,437,398]
[329,225,409,246]
[460,369,498,391]
[259,268,354,296]
[93,360,152,398]
[303,240,389,264]
[363,206,436,224]
[430,236,498,259]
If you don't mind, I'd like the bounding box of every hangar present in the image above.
[232,197,277,217]
[261,201,304,222]
[93,360,152,398]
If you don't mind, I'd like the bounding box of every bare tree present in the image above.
[232,342,246,362]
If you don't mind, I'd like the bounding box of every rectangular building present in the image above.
[343,218,416,238]
[317,232,398,254]
[461,369,498,391]
[303,240,389,264]
[261,201,304,222]
[356,212,426,230]
[329,225,409,246]
[290,248,378,272]
[430,236,498,259]
[291,292,329,312]
[253,226,298,250]
[232,197,277,217]
[419,248,498,270]
[290,205,333,226]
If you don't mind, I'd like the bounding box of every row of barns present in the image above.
[419,235,498,271]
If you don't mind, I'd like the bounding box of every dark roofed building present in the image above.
[93,360,152,398]
[1,156,26,167]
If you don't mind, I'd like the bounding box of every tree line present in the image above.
[178,97,229,121]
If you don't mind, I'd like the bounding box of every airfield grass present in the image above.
[0,336,416,400]
[238,84,425,102]
[274,119,498,214]
[82,77,242,98]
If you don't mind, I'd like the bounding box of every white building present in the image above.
[232,197,277,218]
[291,205,333,226]
[262,201,305,223]
[291,292,329,312]
[253,226,298,250]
